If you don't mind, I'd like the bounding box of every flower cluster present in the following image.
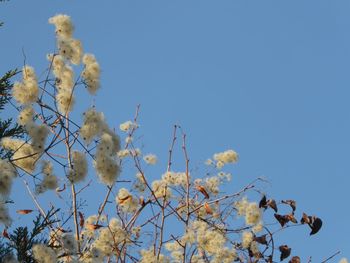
[2,105,49,173]
[162,171,187,187]
[32,244,57,263]
[94,133,121,185]
[151,179,172,199]
[62,233,78,254]
[117,188,139,213]
[143,153,157,165]
[1,138,38,173]
[48,54,75,113]
[48,14,83,113]
[35,161,58,194]
[82,54,100,95]
[0,159,17,196]
[234,197,262,227]
[26,123,49,153]
[181,220,237,263]
[49,14,83,65]
[68,151,88,183]
[241,231,254,248]
[12,66,39,105]
[80,108,106,144]
[80,217,130,261]
[140,247,169,263]
[0,202,12,227]
[119,120,137,132]
[207,149,238,169]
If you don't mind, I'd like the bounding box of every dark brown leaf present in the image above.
[2,229,9,239]
[259,195,267,208]
[267,199,278,213]
[289,256,300,263]
[282,200,296,212]
[78,212,84,228]
[309,217,322,235]
[254,234,268,245]
[279,245,291,261]
[300,212,310,224]
[286,213,298,224]
[274,213,289,227]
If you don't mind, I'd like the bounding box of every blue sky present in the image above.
[1,0,350,261]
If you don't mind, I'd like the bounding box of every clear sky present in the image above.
[1,0,350,261]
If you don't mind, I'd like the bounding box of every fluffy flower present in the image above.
[1,138,38,173]
[0,159,17,196]
[245,202,262,225]
[17,106,34,126]
[213,149,238,168]
[61,233,77,253]
[49,14,74,38]
[162,171,187,187]
[94,133,121,185]
[0,202,12,226]
[242,231,253,249]
[56,90,75,114]
[119,121,135,132]
[134,172,147,192]
[36,161,58,194]
[92,217,129,257]
[152,179,172,199]
[12,66,38,105]
[82,54,100,94]
[80,108,105,144]
[117,149,130,159]
[58,38,83,65]
[68,151,88,183]
[140,247,170,263]
[252,222,264,233]
[143,154,157,165]
[26,122,49,152]
[117,188,139,213]
[32,244,57,263]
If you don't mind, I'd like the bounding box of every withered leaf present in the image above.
[259,195,278,212]
[78,212,84,228]
[254,234,268,245]
[139,196,145,206]
[259,195,267,208]
[274,213,289,227]
[2,229,9,239]
[267,199,278,213]
[282,200,296,212]
[204,202,213,215]
[56,184,66,192]
[196,185,210,199]
[279,245,291,261]
[118,195,132,204]
[300,212,310,224]
[286,213,298,224]
[16,209,34,215]
[309,217,322,235]
[289,256,300,263]
[85,224,104,231]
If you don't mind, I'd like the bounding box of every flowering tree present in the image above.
[0,14,341,263]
